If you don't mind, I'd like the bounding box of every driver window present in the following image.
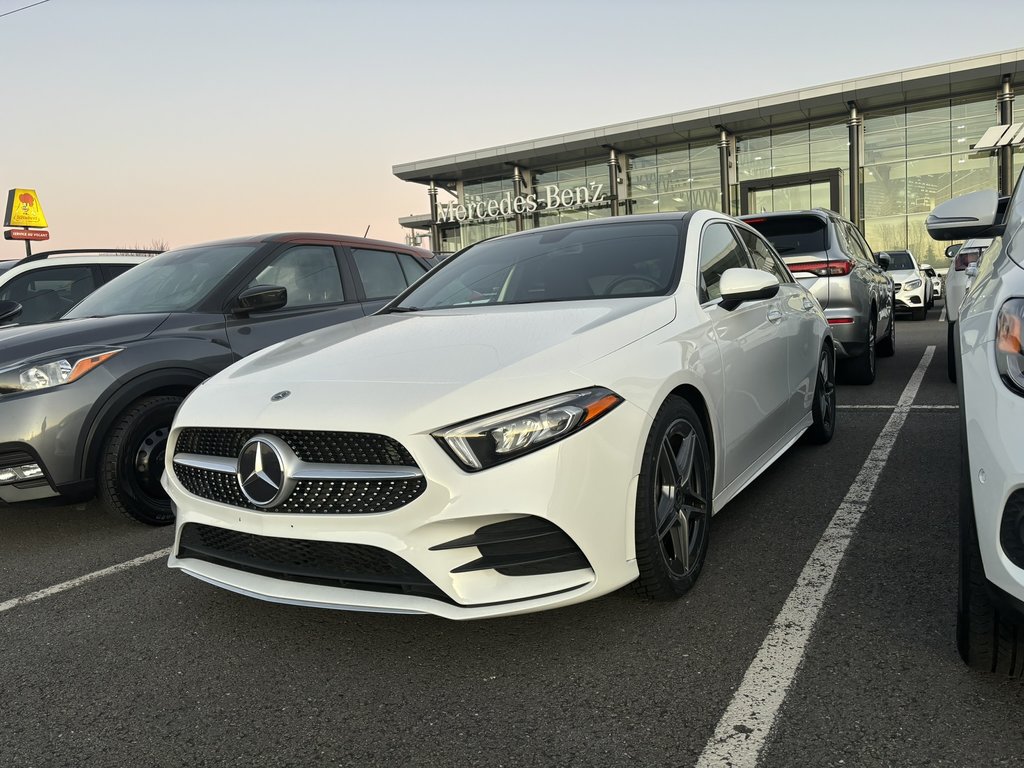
[737,227,791,283]
[249,246,345,308]
[699,223,752,302]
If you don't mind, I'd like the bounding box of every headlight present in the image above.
[996,299,1024,396]
[0,348,123,394]
[904,278,922,290]
[433,387,623,471]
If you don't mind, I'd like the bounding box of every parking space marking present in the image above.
[838,404,957,410]
[939,306,947,322]
[696,345,935,768]
[0,547,171,616]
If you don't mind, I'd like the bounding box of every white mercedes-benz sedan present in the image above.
[164,211,835,619]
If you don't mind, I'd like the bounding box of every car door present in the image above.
[699,221,791,489]
[844,221,893,342]
[224,243,363,358]
[736,224,818,428]
[346,246,430,314]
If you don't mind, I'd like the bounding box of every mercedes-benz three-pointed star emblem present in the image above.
[237,436,288,507]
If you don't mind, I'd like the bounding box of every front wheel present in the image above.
[98,395,183,526]
[633,397,711,601]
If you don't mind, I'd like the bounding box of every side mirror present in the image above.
[233,284,287,316]
[926,190,1004,241]
[0,300,22,324]
[718,268,780,310]
[945,244,961,259]
[877,253,890,270]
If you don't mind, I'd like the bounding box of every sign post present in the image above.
[3,188,49,258]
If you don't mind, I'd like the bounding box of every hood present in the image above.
[182,298,675,432]
[888,269,921,282]
[0,313,170,364]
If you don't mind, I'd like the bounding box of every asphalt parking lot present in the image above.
[3,301,1024,768]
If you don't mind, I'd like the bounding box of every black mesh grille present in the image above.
[433,516,590,577]
[175,428,415,465]
[174,463,426,514]
[177,523,450,602]
[1000,490,1024,569]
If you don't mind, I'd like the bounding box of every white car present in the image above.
[164,212,835,619]
[927,186,1024,674]
[881,249,932,320]
[942,237,994,381]
[0,249,159,326]
[922,264,942,299]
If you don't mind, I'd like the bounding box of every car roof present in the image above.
[0,254,149,283]
[173,232,435,260]
[740,209,840,221]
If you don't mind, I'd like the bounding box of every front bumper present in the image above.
[166,401,651,619]
[895,284,926,310]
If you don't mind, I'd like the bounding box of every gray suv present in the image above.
[0,233,435,525]
[742,210,895,384]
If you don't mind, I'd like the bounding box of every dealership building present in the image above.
[394,49,1024,261]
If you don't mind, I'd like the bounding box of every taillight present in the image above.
[789,260,854,277]
[827,317,855,325]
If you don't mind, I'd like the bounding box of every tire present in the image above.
[634,397,711,601]
[98,395,182,526]
[840,313,876,385]
[957,503,1024,676]
[947,321,957,383]
[876,312,896,358]
[913,305,927,321]
[804,344,836,445]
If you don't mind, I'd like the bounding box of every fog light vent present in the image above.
[999,491,1024,569]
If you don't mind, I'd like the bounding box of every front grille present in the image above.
[174,463,426,514]
[177,523,451,602]
[432,516,590,576]
[175,428,415,466]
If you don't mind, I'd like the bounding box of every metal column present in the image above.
[607,148,620,217]
[512,166,525,231]
[718,129,732,216]
[999,77,1016,196]
[848,104,864,231]
[427,181,439,253]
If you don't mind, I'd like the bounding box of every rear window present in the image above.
[742,216,827,256]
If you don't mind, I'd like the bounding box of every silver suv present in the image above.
[742,210,895,384]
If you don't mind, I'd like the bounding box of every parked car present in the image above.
[942,237,995,381]
[922,263,942,300]
[0,249,160,326]
[164,211,836,619]
[0,233,436,524]
[741,209,894,384]
[880,249,932,320]
[927,183,1024,674]
[0,260,18,276]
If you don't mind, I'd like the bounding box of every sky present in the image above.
[0,0,1014,260]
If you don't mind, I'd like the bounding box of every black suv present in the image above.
[0,233,435,524]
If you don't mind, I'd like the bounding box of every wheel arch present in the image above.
[665,383,716,500]
[78,368,207,480]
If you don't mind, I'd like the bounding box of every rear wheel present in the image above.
[804,344,836,444]
[840,314,876,385]
[98,395,182,526]
[634,397,711,601]
[876,312,896,358]
[947,321,957,383]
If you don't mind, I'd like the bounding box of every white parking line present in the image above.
[939,306,947,322]
[696,345,935,768]
[0,547,171,615]
[838,404,957,410]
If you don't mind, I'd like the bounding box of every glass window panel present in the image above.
[690,186,721,210]
[864,214,908,251]
[771,126,809,147]
[255,246,345,307]
[865,109,906,132]
[906,103,950,127]
[906,156,952,213]
[952,152,997,196]
[699,223,751,301]
[865,128,907,164]
[631,194,660,215]
[864,162,907,217]
[907,118,950,159]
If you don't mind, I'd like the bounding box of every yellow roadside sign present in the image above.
[4,189,48,228]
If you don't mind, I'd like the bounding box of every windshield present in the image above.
[884,251,915,271]
[65,244,258,317]
[393,220,683,310]
[744,216,827,255]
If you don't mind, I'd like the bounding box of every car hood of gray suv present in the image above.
[0,313,170,364]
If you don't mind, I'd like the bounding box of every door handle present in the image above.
[767,308,784,324]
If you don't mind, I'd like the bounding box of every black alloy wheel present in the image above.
[805,344,836,444]
[634,397,711,600]
[99,395,183,526]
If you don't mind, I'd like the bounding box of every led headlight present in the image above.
[903,278,922,290]
[433,387,623,471]
[996,299,1024,396]
[0,348,123,394]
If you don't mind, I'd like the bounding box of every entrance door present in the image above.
[740,168,843,216]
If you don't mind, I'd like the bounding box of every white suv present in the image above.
[0,249,158,325]
[927,184,1024,675]
[881,249,932,320]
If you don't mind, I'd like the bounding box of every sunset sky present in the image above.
[0,0,1008,260]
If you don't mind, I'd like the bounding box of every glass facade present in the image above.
[418,85,1013,259]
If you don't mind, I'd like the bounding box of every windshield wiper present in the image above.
[380,306,424,314]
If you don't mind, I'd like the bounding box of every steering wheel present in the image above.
[604,274,661,295]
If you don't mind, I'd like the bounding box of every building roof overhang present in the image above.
[394,49,1024,186]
